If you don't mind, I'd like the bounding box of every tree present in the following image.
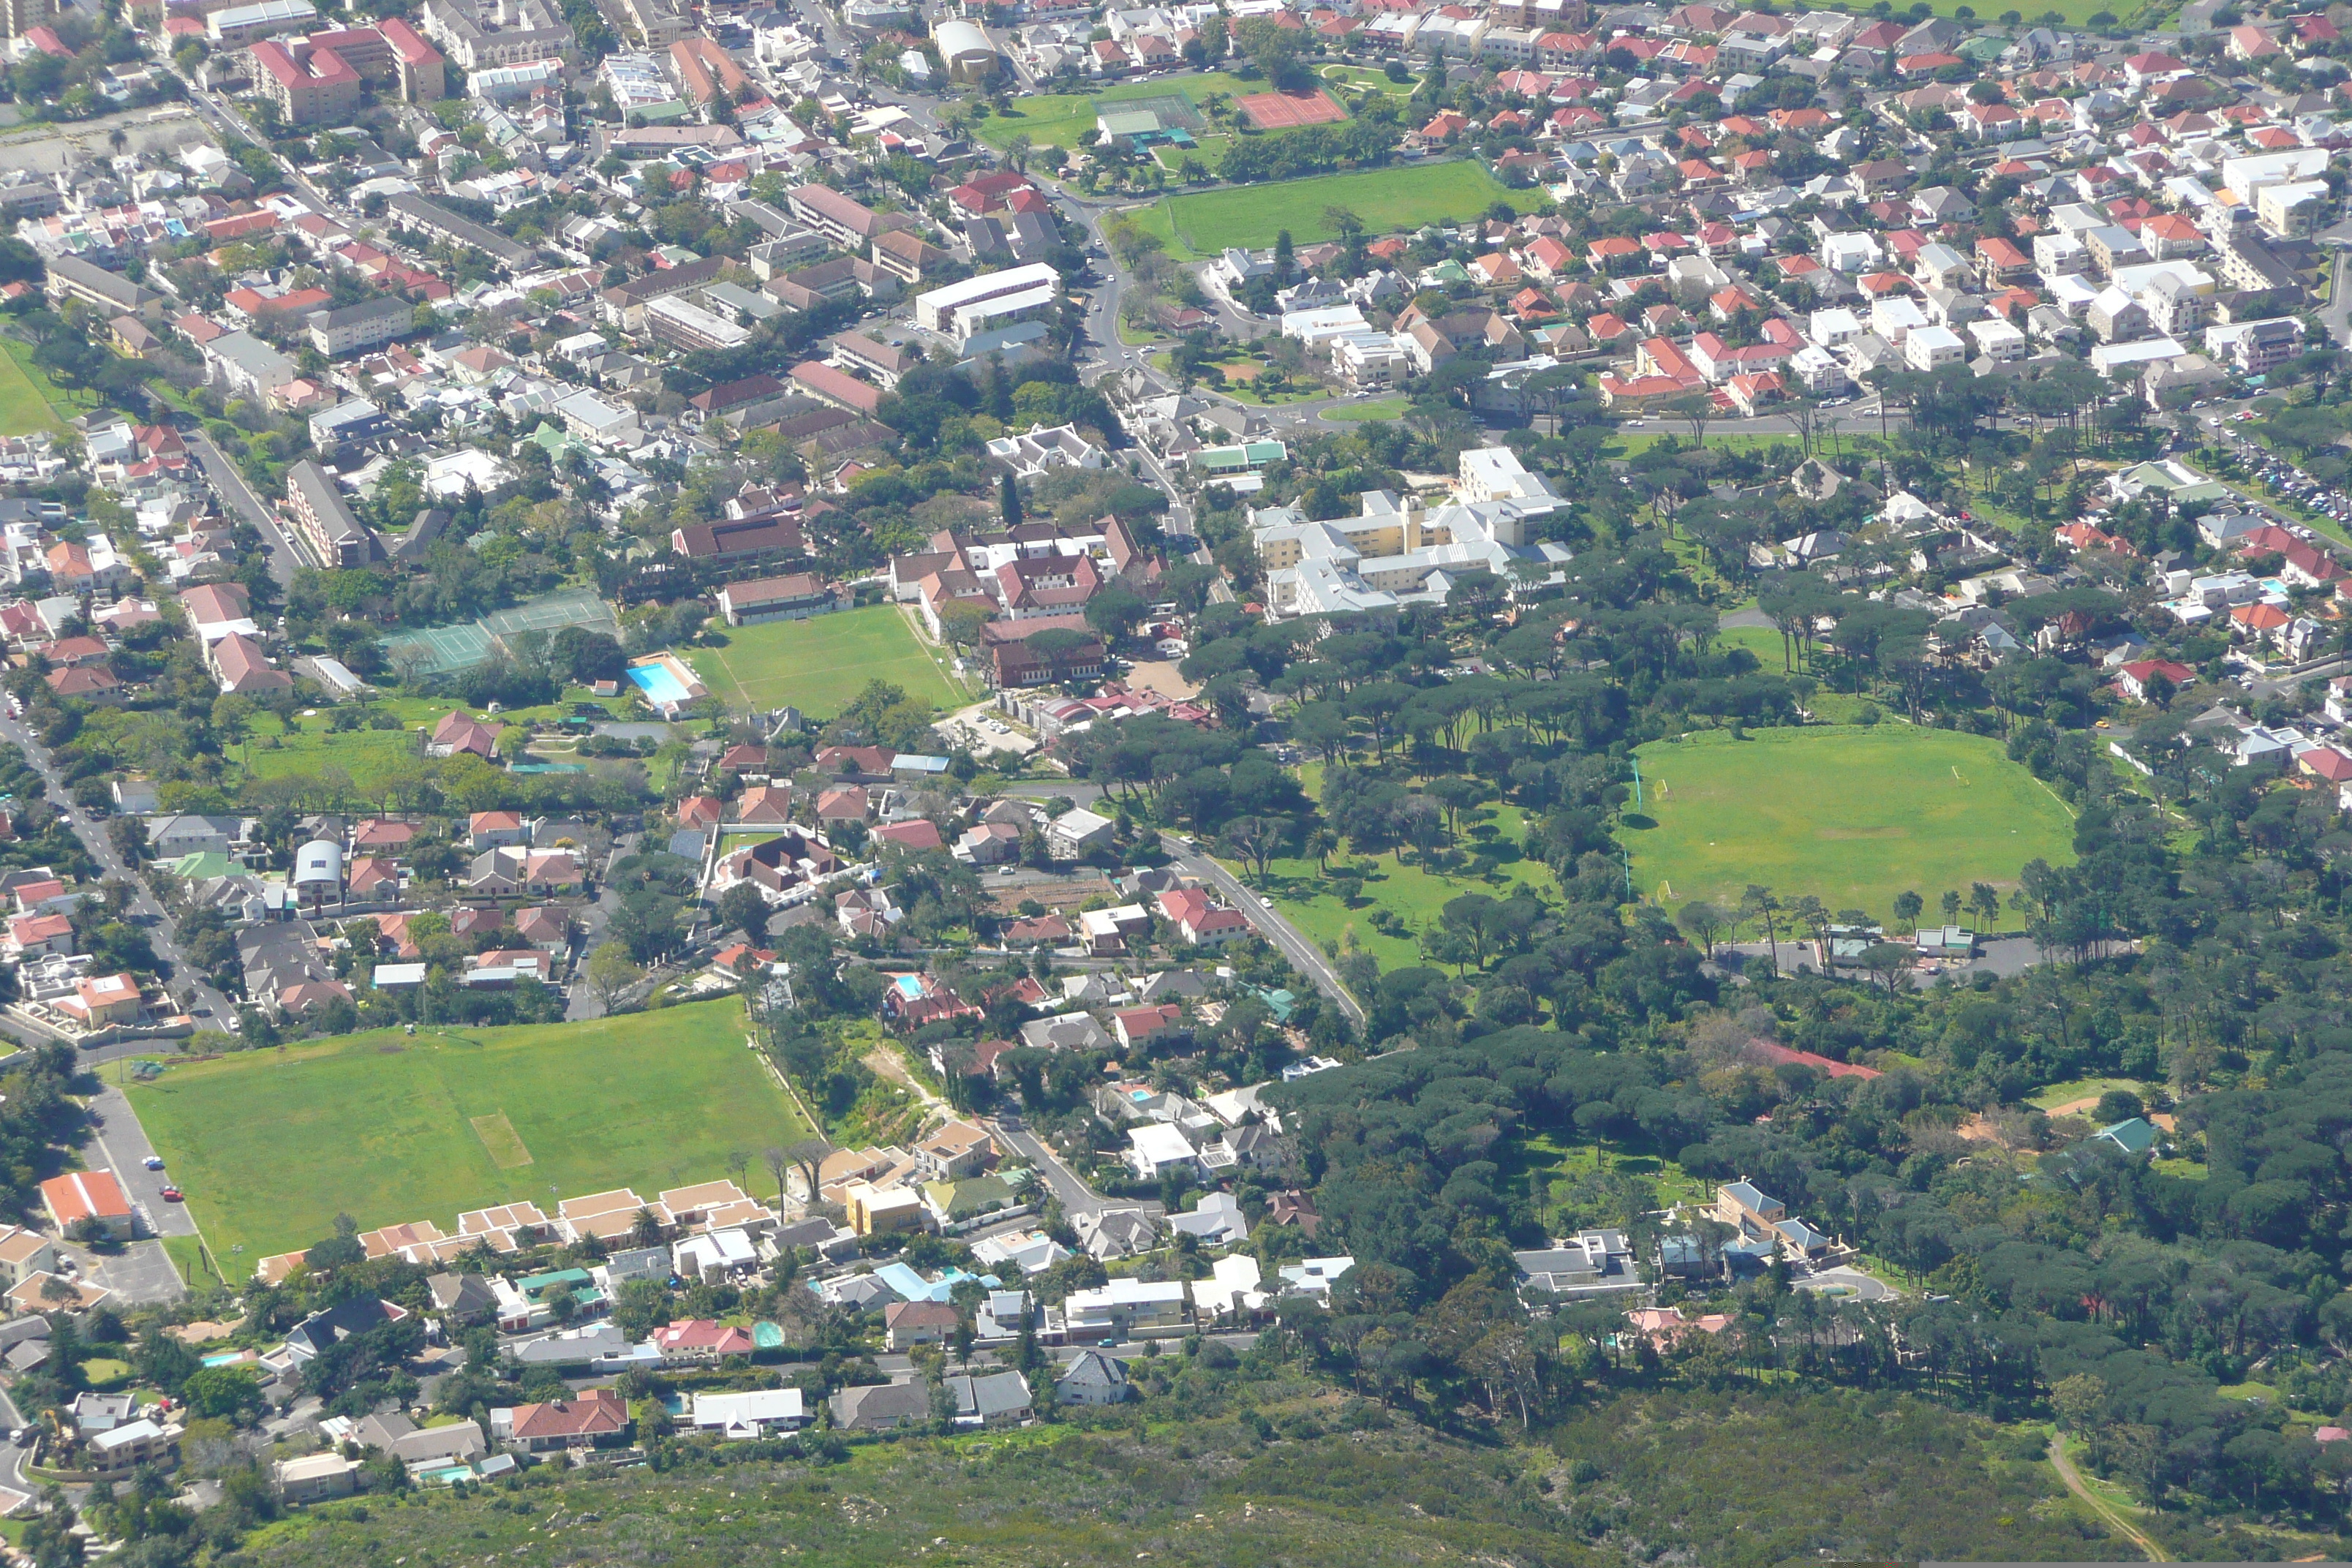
[1970,882,2002,933]
[1893,890,1924,935]
[1665,391,1713,451]
[781,1136,832,1202]
[1085,587,1149,647]
[1221,815,1284,882]
[1941,889,1962,925]
[1675,900,1727,958]
[998,470,1022,526]
[1858,941,1912,994]
[1305,826,1337,873]
[1741,885,1783,968]
[584,943,642,1006]
[716,882,770,940]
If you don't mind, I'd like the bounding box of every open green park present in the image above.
[1129,162,1547,259]
[123,999,811,1262]
[0,338,82,437]
[1236,763,1559,973]
[687,604,968,718]
[1622,725,2078,921]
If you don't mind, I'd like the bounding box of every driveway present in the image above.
[1795,1264,1897,1303]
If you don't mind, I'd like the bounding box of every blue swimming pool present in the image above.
[893,973,927,998]
[629,661,693,707]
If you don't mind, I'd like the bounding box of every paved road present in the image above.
[564,832,638,1022]
[988,1120,1123,1218]
[83,1082,197,1240]
[181,425,308,587]
[1164,836,1365,1025]
[0,716,236,1024]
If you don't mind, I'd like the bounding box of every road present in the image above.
[988,1118,1123,1218]
[0,715,236,1025]
[1164,836,1365,1025]
[181,425,309,587]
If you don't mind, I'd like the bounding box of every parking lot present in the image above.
[2202,404,2352,529]
[936,701,1037,760]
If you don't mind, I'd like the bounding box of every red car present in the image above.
[159,1186,183,1202]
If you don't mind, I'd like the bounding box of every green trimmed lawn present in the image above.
[1624,725,2076,926]
[1131,162,1548,259]
[0,338,79,436]
[124,999,810,1262]
[687,605,967,720]
[1323,396,1411,422]
[238,723,426,794]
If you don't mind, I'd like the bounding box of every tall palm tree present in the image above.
[1306,826,1336,872]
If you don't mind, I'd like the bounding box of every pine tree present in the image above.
[999,470,1022,526]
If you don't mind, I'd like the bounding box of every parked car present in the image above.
[142,1156,163,1171]
[159,1186,183,1202]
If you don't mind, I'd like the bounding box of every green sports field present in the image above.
[975,71,1267,153]
[123,1000,811,1262]
[687,605,968,720]
[1130,162,1548,259]
[1622,725,2077,923]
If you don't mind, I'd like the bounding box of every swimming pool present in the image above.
[893,973,927,998]
[629,661,693,707]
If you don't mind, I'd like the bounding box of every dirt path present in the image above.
[2049,1434,2168,1562]
[864,1046,948,1117]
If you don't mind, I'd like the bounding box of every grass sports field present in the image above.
[687,604,967,719]
[1623,725,2076,921]
[975,71,1265,152]
[123,1000,810,1261]
[1130,162,1548,259]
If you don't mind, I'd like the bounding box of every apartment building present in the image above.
[283,460,377,569]
[307,294,412,357]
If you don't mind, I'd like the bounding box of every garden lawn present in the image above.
[236,723,429,795]
[687,605,966,719]
[975,72,1267,151]
[0,339,78,437]
[1132,162,1546,259]
[122,999,810,1262]
[2027,1077,2151,1112]
[1624,725,2076,923]
[1322,396,1411,422]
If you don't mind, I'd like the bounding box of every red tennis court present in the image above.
[1237,88,1349,129]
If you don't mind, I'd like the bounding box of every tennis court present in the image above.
[1237,88,1347,129]
[483,589,618,640]
[381,589,622,679]
[382,622,494,679]
[1104,91,1204,133]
